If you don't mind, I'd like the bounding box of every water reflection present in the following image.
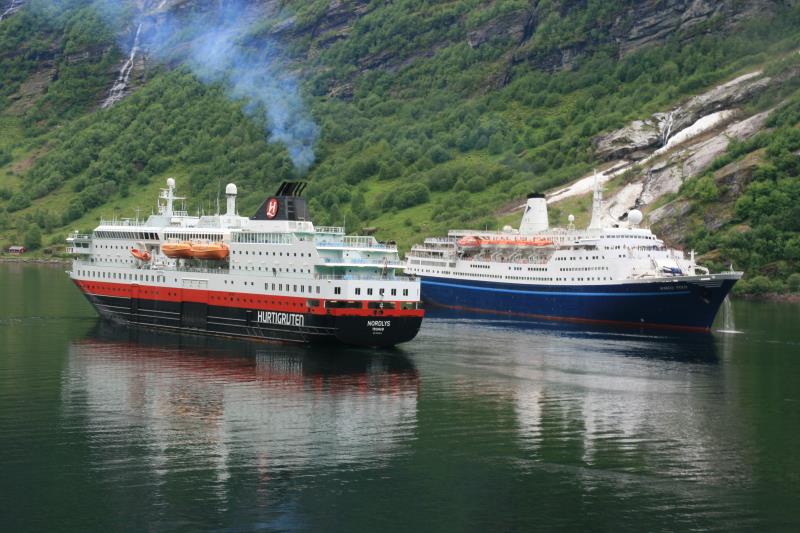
[417,312,748,488]
[62,324,419,491]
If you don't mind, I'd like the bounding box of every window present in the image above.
[367,288,373,295]
[355,288,361,295]
[403,289,409,296]
[334,287,341,295]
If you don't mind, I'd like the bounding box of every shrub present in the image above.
[788,273,800,292]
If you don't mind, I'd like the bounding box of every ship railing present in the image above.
[99,218,141,226]
[321,258,404,267]
[315,239,396,250]
[418,238,457,245]
[313,273,412,281]
[315,226,346,235]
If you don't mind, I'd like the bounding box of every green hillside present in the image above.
[1,0,799,290]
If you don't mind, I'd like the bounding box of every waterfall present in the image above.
[659,111,675,146]
[101,23,143,109]
[717,295,740,333]
[0,0,25,22]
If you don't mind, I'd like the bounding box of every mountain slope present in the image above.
[1,0,799,290]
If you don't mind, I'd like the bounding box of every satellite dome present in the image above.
[628,209,643,226]
[225,183,237,195]
[568,214,575,223]
[166,177,176,188]
[502,225,513,232]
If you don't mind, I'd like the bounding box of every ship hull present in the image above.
[419,274,740,331]
[75,281,422,348]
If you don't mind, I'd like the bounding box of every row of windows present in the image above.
[555,255,605,261]
[354,287,406,297]
[77,270,164,283]
[232,265,313,274]
[94,231,159,240]
[604,234,654,240]
[560,266,609,272]
[233,250,311,257]
[261,282,321,295]
[233,233,296,244]
[164,232,223,242]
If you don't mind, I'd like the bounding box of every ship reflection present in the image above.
[424,307,719,364]
[419,310,741,484]
[62,323,419,487]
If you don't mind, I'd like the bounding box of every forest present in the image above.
[0,0,799,292]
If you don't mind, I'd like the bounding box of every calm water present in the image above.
[2,263,800,532]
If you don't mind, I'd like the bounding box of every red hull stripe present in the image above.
[74,279,424,318]
[435,302,711,333]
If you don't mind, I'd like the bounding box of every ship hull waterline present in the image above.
[418,274,739,332]
[74,282,423,348]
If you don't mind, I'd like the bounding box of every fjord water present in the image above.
[2,264,799,532]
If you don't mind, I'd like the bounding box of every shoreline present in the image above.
[0,256,72,265]
[735,292,800,304]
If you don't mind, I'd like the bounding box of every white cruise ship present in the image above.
[405,180,741,331]
[66,179,423,346]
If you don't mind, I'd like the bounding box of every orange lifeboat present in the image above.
[130,248,151,261]
[522,238,554,246]
[482,238,514,248]
[189,241,230,260]
[457,236,482,250]
[162,241,193,259]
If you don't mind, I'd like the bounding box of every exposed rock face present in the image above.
[0,0,25,23]
[594,71,781,161]
[467,9,529,49]
[594,119,662,161]
[504,0,787,75]
[650,150,762,243]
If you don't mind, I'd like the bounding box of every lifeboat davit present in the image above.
[162,241,193,259]
[190,242,230,260]
[457,236,482,250]
[130,248,151,261]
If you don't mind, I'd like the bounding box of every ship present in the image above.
[404,178,742,332]
[66,179,424,347]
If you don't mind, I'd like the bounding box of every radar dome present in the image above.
[166,177,176,188]
[568,214,575,223]
[628,209,643,226]
[502,225,513,232]
[225,183,237,195]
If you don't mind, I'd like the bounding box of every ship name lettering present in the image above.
[367,320,391,327]
[256,311,304,327]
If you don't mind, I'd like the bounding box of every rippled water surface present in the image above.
[2,263,800,531]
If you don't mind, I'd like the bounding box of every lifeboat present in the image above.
[189,241,230,260]
[481,238,514,248]
[130,248,151,261]
[522,238,554,247]
[162,241,193,259]
[457,236,482,250]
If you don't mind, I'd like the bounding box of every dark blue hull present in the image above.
[419,275,740,331]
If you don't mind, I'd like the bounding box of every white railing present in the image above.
[315,226,345,234]
[321,258,404,267]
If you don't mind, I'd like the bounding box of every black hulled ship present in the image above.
[67,179,423,347]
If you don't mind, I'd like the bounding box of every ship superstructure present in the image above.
[405,180,741,331]
[67,179,423,346]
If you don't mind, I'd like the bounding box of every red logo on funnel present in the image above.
[266,198,279,219]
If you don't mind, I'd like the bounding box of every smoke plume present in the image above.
[32,0,320,173]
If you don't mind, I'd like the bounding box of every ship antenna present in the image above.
[216,180,221,215]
